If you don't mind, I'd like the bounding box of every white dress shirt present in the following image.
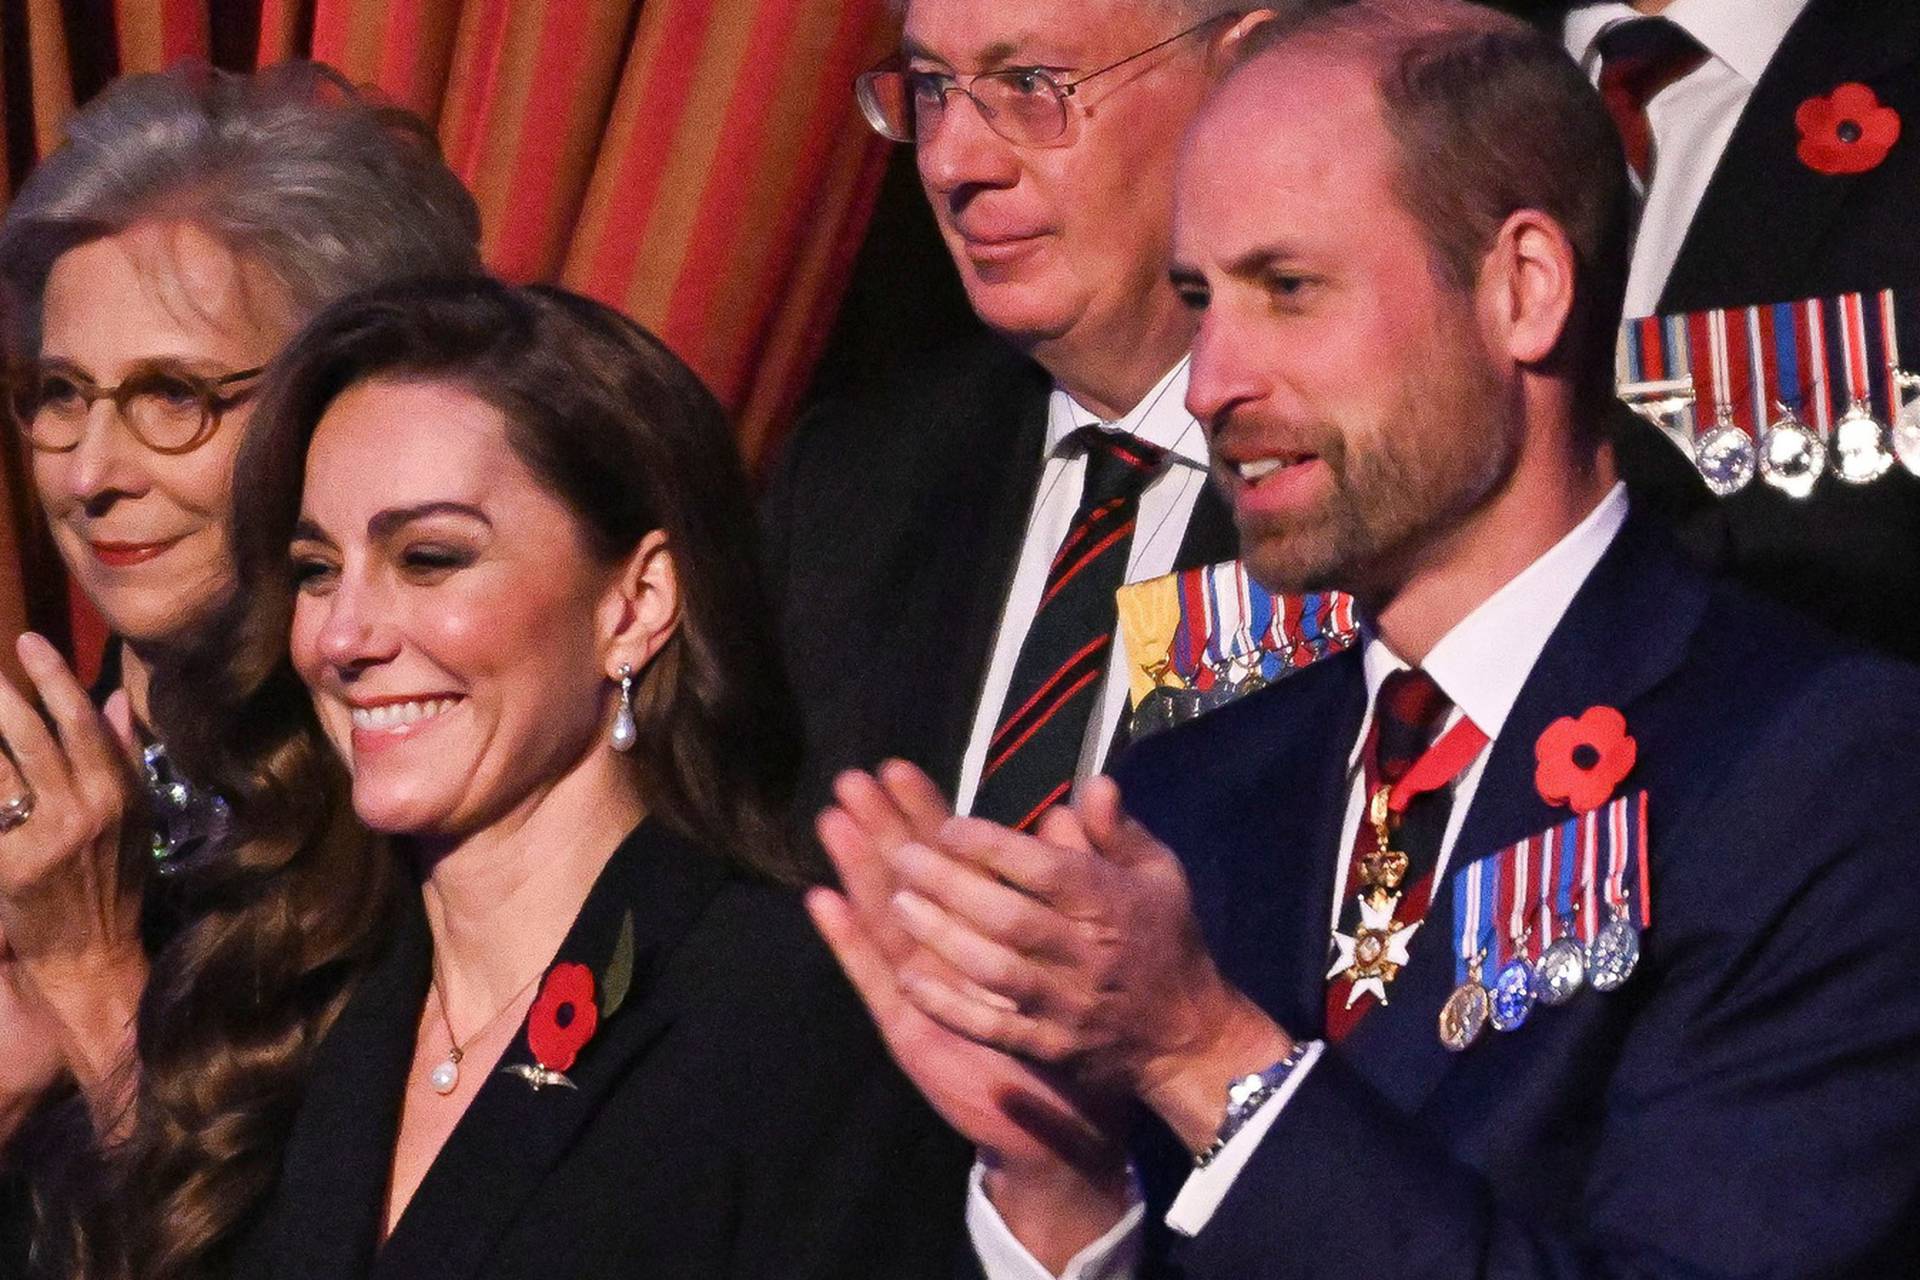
[970,484,1631,1278]
[953,358,1211,817]
[1564,0,1811,318]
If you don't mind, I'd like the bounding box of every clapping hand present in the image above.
[807,761,1127,1172]
[869,772,1293,1153]
[0,633,150,1116]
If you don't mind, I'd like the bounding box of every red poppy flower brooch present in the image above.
[1534,706,1637,815]
[1797,84,1900,176]
[502,910,636,1092]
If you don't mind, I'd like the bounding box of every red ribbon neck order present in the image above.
[1384,715,1491,815]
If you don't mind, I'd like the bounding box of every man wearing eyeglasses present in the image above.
[763,1,1287,845]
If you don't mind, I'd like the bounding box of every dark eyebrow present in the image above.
[368,501,492,540]
[289,502,492,548]
[1223,245,1303,280]
[1169,264,1206,291]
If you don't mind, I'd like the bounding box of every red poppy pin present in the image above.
[1534,706,1637,815]
[502,910,636,1092]
[1796,83,1900,176]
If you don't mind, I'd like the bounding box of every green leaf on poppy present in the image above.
[601,910,636,1018]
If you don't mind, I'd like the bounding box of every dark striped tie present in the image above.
[971,427,1166,831]
[1595,18,1708,184]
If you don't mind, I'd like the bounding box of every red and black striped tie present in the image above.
[1595,18,1707,185]
[971,427,1166,832]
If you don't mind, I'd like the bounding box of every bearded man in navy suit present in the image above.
[809,3,1920,1276]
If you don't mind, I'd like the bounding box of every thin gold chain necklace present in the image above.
[425,965,544,1096]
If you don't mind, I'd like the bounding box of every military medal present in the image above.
[1530,822,1586,1007]
[1755,302,1827,499]
[1587,792,1649,991]
[1690,308,1756,496]
[1329,710,1490,1014]
[1874,290,1920,477]
[1328,785,1417,1007]
[1440,854,1495,1051]
[1617,314,1697,462]
[1489,836,1537,1032]
[1832,292,1894,484]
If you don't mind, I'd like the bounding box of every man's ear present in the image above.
[599,529,680,679]
[1477,208,1578,371]
[1212,8,1279,68]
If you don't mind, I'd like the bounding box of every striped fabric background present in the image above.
[0,0,900,680]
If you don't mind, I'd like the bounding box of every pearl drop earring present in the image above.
[610,663,637,752]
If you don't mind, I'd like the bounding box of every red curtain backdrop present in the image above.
[0,0,899,680]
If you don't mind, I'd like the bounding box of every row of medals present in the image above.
[1352,791,1641,1053]
[1435,884,1640,1053]
[1629,373,1920,499]
[1132,625,1359,738]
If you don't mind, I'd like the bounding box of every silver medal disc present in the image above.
[1833,406,1894,484]
[1693,423,1756,497]
[1758,418,1827,500]
[1587,917,1641,992]
[1489,957,1536,1032]
[1895,393,1920,477]
[1533,937,1588,1007]
[1438,981,1490,1052]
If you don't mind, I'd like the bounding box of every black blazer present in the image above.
[1556,0,1920,663]
[230,821,972,1280]
[763,335,1237,820]
[1112,514,1920,1276]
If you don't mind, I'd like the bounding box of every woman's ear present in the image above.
[599,529,680,678]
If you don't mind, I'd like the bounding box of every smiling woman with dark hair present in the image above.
[0,60,482,1276]
[52,276,969,1280]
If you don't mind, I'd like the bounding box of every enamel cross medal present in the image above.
[1328,785,1418,1007]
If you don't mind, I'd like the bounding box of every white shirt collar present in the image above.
[1564,0,1812,86]
[1047,357,1208,470]
[1362,484,1630,741]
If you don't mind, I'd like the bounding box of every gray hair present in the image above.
[0,61,482,350]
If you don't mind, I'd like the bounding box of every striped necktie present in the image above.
[1596,17,1708,185]
[971,426,1166,831]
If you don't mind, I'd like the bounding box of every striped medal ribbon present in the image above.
[1618,313,1698,460]
[1832,292,1894,484]
[1755,302,1827,498]
[1439,854,1494,1052]
[1689,307,1757,496]
[1880,290,1920,477]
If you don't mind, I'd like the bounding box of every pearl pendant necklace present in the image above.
[426,965,544,1097]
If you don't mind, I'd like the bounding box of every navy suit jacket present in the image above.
[1111,514,1920,1277]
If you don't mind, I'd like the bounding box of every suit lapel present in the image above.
[924,362,1053,790]
[1660,0,1920,311]
[1335,515,1708,1114]
[367,822,727,1280]
[267,895,429,1280]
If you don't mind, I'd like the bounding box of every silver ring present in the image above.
[0,792,34,833]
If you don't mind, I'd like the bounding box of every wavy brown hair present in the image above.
[101,279,805,1279]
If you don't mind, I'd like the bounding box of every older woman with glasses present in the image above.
[0,60,480,1264]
